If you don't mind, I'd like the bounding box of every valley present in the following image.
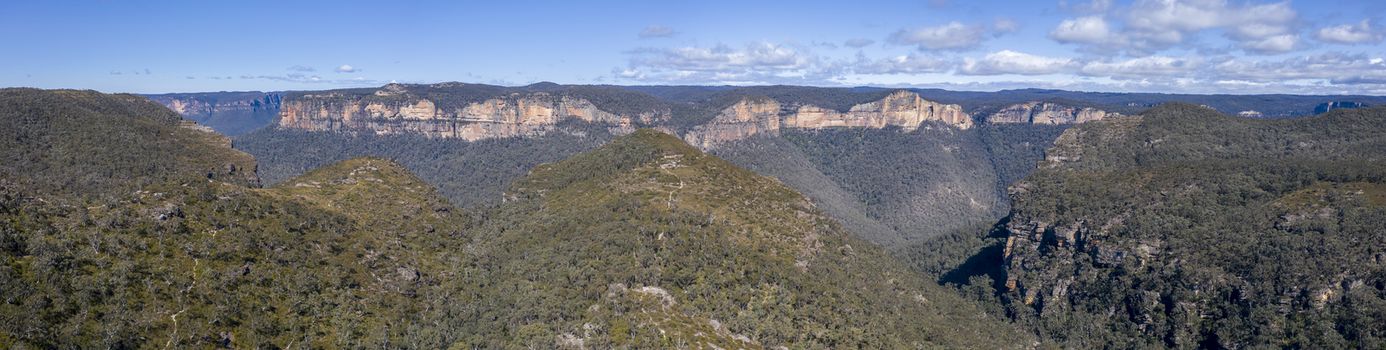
[4,79,1384,348]
[10,0,1386,347]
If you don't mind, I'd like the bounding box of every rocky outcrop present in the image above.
[985,101,1114,125]
[1314,101,1369,114]
[277,84,668,141]
[991,105,1386,348]
[1237,110,1264,118]
[684,91,970,148]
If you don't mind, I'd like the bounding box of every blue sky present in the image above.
[2,0,1385,94]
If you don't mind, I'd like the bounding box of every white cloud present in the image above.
[1080,56,1198,79]
[889,21,992,50]
[638,25,676,39]
[1211,52,1386,82]
[335,64,358,73]
[851,54,952,74]
[843,38,875,48]
[1316,20,1383,44]
[288,65,315,72]
[960,50,1076,75]
[1240,34,1299,53]
[1052,0,1302,55]
[993,18,1020,34]
[620,42,833,84]
[248,72,380,86]
[1051,16,1119,45]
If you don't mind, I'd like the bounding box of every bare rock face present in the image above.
[685,91,970,149]
[682,98,784,149]
[986,101,1114,125]
[277,86,664,141]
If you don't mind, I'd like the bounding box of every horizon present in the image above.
[125,80,1386,98]
[4,0,1386,95]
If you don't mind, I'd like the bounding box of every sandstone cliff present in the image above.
[277,84,670,141]
[985,101,1114,125]
[684,91,970,148]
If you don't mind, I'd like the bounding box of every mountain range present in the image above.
[162,83,1378,250]
[2,84,1383,348]
[0,88,1028,348]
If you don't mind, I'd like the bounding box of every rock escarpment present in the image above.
[155,93,280,116]
[985,101,1114,125]
[145,92,282,135]
[277,84,670,141]
[685,90,970,148]
[991,105,1386,348]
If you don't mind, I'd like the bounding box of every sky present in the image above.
[2,0,1385,95]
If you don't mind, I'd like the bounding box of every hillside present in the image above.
[0,91,471,347]
[451,129,1030,348]
[235,83,1088,249]
[234,122,617,208]
[959,104,1386,348]
[712,125,1004,248]
[1,90,1033,348]
[0,88,258,199]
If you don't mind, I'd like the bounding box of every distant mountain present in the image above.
[150,83,1386,138]
[144,91,281,135]
[236,83,1120,249]
[232,82,1386,252]
[234,122,618,208]
[956,104,1386,348]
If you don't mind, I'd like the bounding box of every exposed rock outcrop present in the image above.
[685,91,970,148]
[1237,110,1264,118]
[986,101,1114,125]
[277,85,669,141]
[993,105,1386,348]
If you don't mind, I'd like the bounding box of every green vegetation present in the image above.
[234,122,615,209]
[452,129,1029,348]
[976,123,1070,195]
[944,104,1386,348]
[713,126,1004,249]
[0,88,257,199]
[1,90,1032,348]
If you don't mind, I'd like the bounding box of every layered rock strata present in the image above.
[685,91,970,148]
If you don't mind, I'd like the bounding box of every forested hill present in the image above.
[455,129,1030,348]
[969,104,1386,348]
[0,88,258,199]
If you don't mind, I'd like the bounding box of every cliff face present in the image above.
[986,101,1113,125]
[145,92,282,135]
[992,105,1386,348]
[277,85,668,141]
[151,93,280,116]
[685,91,970,148]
